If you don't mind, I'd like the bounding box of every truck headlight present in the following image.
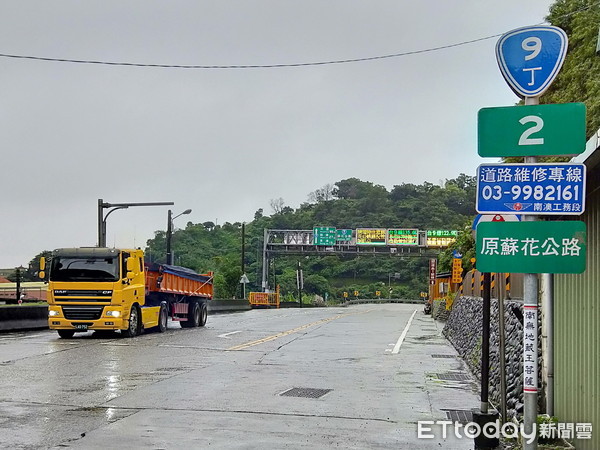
[48,310,60,317]
[106,310,121,317]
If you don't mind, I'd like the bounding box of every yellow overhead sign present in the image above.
[387,229,419,246]
[426,230,458,248]
[356,228,386,246]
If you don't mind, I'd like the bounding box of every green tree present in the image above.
[544,0,600,137]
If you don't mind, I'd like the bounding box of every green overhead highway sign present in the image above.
[336,229,353,242]
[478,103,586,157]
[476,221,586,274]
[313,227,336,246]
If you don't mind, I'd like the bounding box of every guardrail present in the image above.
[344,298,424,305]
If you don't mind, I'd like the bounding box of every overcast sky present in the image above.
[0,0,556,268]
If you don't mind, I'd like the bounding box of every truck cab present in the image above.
[46,248,149,338]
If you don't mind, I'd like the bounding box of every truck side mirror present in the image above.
[39,257,46,279]
[126,258,137,279]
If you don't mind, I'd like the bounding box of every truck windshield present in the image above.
[50,256,120,282]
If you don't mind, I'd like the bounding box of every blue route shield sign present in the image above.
[496,26,568,98]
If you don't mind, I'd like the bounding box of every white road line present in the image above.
[218,330,243,338]
[391,309,418,354]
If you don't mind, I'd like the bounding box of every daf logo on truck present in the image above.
[42,247,213,339]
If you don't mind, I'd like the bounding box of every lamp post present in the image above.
[166,209,192,265]
[97,199,174,247]
[13,266,25,305]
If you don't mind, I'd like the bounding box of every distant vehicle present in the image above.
[41,247,213,339]
[423,298,432,315]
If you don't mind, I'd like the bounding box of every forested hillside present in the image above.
[544,0,600,136]
[145,175,476,300]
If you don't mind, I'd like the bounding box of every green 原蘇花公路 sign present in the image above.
[476,221,586,273]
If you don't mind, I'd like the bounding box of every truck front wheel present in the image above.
[57,330,75,339]
[122,305,141,338]
[157,303,168,333]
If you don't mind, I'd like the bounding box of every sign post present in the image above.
[474,24,575,450]
[239,273,250,300]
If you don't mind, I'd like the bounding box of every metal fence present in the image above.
[459,271,523,299]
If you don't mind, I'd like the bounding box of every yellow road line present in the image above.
[227,310,370,351]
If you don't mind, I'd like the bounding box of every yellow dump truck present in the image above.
[42,247,213,338]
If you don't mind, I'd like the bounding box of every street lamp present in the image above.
[166,209,192,265]
[97,199,174,247]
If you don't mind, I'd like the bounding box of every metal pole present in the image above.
[166,209,173,265]
[542,273,555,416]
[498,273,508,423]
[523,95,539,450]
[98,199,173,248]
[97,199,105,247]
[261,229,268,292]
[297,261,302,307]
[480,272,491,414]
[241,223,245,275]
[15,267,21,303]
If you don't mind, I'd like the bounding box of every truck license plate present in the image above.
[74,324,88,331]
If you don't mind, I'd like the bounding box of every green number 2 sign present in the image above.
[478,103,585,157]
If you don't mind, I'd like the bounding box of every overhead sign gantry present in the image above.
[260,227,458,291]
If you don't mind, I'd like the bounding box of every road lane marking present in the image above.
[218,330,243,338]
[227,310,370,351]
[391,309,418,354]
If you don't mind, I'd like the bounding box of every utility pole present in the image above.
[166,209,173,264]
[297,261,303,308]
[261,229,268,292]
[241,223,245,275]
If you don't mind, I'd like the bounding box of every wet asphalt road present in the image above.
[0,304,479,449]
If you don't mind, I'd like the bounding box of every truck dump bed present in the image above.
[146,264,213,299]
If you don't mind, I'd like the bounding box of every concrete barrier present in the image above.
[208,299,251,313]
[0,305,48,331]
[0,299,252,333]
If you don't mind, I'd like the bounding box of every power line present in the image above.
[0,2,597,70]
[0,33,504,70]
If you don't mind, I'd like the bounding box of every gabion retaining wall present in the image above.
[442,296,543,419]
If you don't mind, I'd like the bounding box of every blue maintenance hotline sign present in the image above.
[476,163,586,215]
